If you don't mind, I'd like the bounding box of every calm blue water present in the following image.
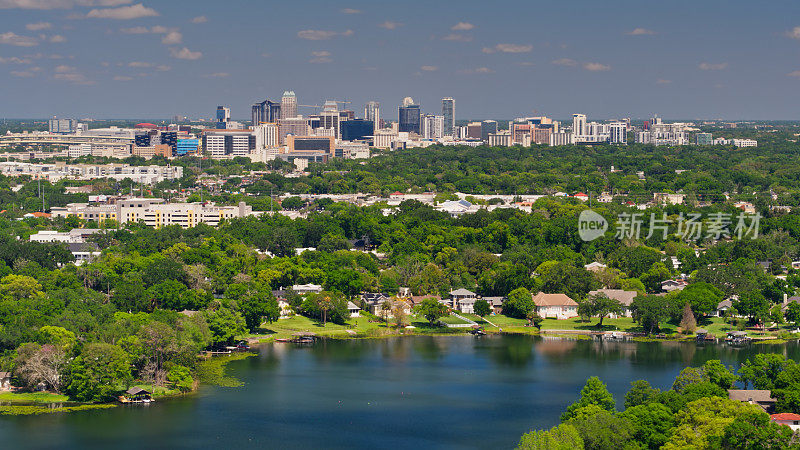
[2,335,799,449]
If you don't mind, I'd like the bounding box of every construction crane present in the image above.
[298,100,353,113]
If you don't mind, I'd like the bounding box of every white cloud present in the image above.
[786,27,800,40]
[0,32,38,47]
[551,58,578,67]
[699,62,728,70]
[451,22,474,31]
[341,8,360,14]
[113,75,133,81]
[627,27,656,36]
[49,34,66,43]
[26,22,51,30]
[583,62,610,71]
[53,64,92,84]
[191,15,207,24]
[460,67,493,74]
[378,21,402,30]
[309,50,332,63]
[0,0,70,8]
[87,3,158,19]
[128,61,151,67]
[420,65,438,71]
[120,25,148,33]
[120,25,169,34]
[656,78,672,84]
[11,69,38,77]
[155,64,170,71]
[442,33,471,42]
[161,30,182,44]
[203,72,229,78]
[0,0,132,9]
[788,70,800,78]
[483,43,532,53]
[170,47,202,60]
[0,56,32,63]
[297,29,353,40]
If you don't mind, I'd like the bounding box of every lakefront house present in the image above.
[532,292,578,319]
[587,289,638,318]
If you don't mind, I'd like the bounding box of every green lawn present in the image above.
[0,391,69,403]
[256,315,398,339]
[440,314,472,325]
[252,313,469,340]
[128,384,183,398]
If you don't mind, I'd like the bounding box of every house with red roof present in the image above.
[770,413,800,431]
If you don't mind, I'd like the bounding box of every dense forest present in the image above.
[3,194,800,403]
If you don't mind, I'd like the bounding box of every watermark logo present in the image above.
[578,209,761,242]
[579,210,608,242]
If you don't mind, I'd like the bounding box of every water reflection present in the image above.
[6,336,800,450]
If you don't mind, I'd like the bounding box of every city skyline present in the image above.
[0,0,798,120]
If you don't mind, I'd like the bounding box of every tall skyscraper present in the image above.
[216,106,231,129]
[442,97,455,136]
[364,101,380,131]
[572,114,587,137]
[398,97,421,134]
[251,100,281,125]
[281,91,297,119]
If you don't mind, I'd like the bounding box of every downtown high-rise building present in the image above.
[481,120,498,142]
[398,97,421,134]
[572,114,587,137]
[442,97,455,136]
[422,114,445,139]
[364,101,380,131]
[320,100,341,139]
[216,106,231,129]
[252,100,281,125]
[281,91,297,119]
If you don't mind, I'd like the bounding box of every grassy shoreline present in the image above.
[245,314,799,344]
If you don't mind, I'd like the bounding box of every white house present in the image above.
[449,288,478,313]
[347,301,361,318]
[716,299,733,317]
[587,289,638,318]
[532,292,578,319]
[584,262,607,272]
[292,283,323,295]
[0,372,11,391]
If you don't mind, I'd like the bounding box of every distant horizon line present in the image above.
[2,117,799,123]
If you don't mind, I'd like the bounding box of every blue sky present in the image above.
[0,0,798,120]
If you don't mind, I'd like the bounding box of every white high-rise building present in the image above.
[572,114,587,137]
[421,114,444,139]
[281,91,297,119]
[609,122,627,144]
[364,101,380,132]
[253,123,280,149]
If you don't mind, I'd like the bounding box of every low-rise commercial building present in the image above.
[50,198,255,228]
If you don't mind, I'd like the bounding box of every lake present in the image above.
[2,335,800,449]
